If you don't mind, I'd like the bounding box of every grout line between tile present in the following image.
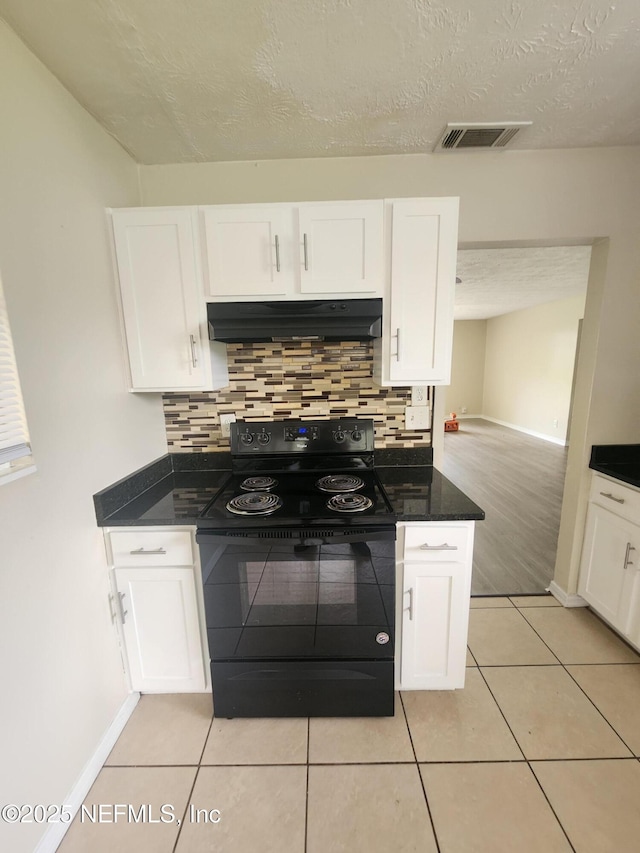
[475,667,527,762]
[172,765,200,853]
[399,691,441,853]
[304,718,310,853]
[527,762,577,853]
[560,666,636,757]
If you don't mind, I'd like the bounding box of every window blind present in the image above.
[0,281,31,466]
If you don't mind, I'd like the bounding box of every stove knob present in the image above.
[257,432,271,446]
[240,432,254,445]
[352,429,362,442]
[334,430,346,443]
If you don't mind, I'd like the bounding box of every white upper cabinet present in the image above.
[202,200,384,300]
[202,205,295,298]
[297,201,383,295]
[374,197,459,386]
[110,207,228,392]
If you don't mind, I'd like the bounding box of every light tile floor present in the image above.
[58,596,640,853]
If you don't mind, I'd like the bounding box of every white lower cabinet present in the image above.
[397,521,474,690]
[106,527,207,692]
[578,475,640,644]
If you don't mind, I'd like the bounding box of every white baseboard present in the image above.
[547,581,588,608]
[474,416,568,447]
[34,692,140,853]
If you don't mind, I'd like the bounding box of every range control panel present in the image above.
[230,418,375,454]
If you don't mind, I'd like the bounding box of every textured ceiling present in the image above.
[455,246,592,320]
[1,0,639,163]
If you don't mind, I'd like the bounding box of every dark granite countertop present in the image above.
[94,453,232,526]
[589,444,640,490]
[376,464,485,522]
[94,446,484,526]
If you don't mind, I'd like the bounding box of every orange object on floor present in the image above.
[445,411,459,432]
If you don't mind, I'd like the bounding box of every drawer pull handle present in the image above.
[600,491,625,504]
[624,543,636,570]
[405,587,414,621]
[419,543,458,551]
[129,547,167,555]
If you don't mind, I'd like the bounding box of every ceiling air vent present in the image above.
[434,122,532,152]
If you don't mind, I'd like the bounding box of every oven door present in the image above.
[196,528,396,716]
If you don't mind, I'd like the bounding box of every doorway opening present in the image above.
[442,245,591,596]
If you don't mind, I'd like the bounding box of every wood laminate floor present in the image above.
[441,418,568,596]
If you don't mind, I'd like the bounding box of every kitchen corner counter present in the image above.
[589,443,640,490]
[94,452,231,526]
[377,465,485,522]
[373,446,485,522]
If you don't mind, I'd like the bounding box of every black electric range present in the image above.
[196,418,397,718]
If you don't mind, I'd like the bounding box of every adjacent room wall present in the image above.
[482,295,586,443]
[444,321,487,417]
[140,146,640,596]
[0,22,166,853]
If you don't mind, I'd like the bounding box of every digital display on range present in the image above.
[285,425,316,440]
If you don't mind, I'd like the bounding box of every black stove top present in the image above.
[196,418,396,533]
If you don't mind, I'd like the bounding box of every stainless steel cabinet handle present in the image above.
[600,491,625,504]
[395,327,401,361]
[303,233,309,271]
[419,543,458,551]
[108,593,117,624]
[624,542,636,569]
[275,234,281,272]
[117,591,128,624]
[189,334,198,368]
[405,587,414,621]
[129,547,167,555]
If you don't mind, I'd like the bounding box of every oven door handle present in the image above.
[196,527,396,546]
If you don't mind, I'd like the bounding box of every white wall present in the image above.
[482,295,585,442]
[0,22,166,853]
[140,146,640,594]
[444,320,487,416]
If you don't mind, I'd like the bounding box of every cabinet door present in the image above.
[114,566,205,692]
[111,208,213,391]
[400,559,469,689]
[202,205,294,298]
[578,503,639,633]
[297,201,383,295]
[385,198,458,385]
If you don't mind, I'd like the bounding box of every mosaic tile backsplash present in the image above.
[163,341,432,451]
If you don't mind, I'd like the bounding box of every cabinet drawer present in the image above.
[403,524,470,562]
[590,474,640,526]
[108,530,193,567]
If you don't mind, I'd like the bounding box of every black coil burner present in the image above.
[316,474,365,493]
[326,493,373,513]
[240,476,278,492]
[226,492,283,516]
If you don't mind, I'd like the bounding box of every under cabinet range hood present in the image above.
[207,299,383,343]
